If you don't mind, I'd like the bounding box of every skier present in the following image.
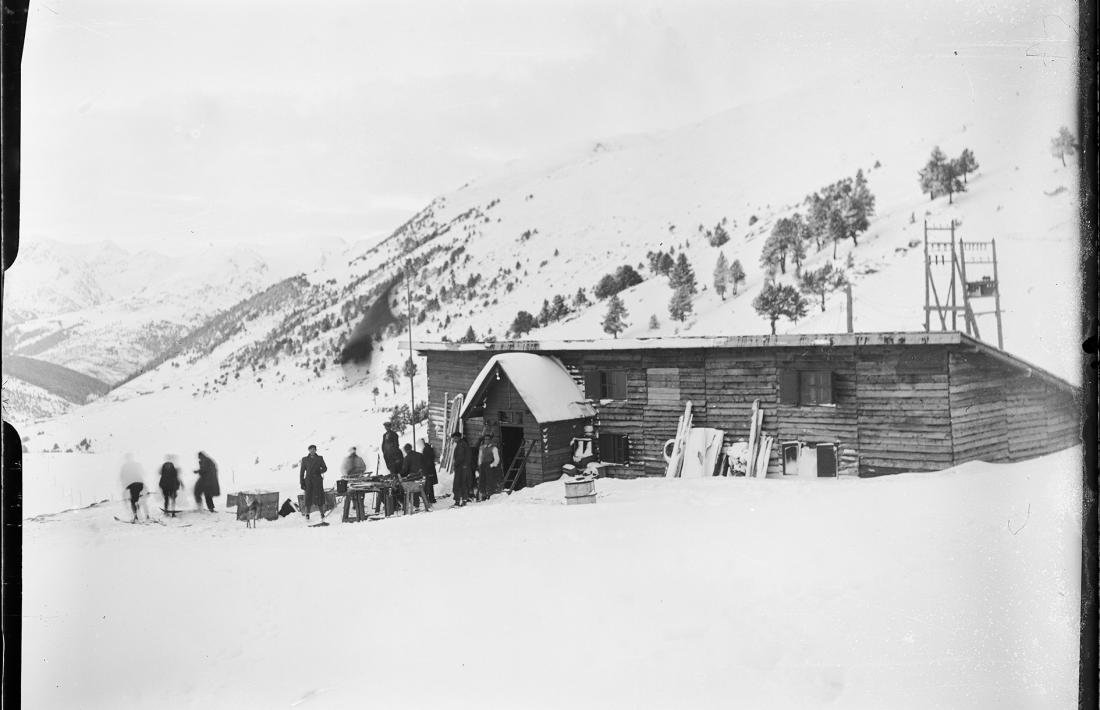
[420,437,438,505]
[193,451,220,512]
[158,454,182,512]
[450,432,472,507]
[477,433,502,501]
[119,453,149,522]
[299,444,329,522]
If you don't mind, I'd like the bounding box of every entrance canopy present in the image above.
[460,353,596,424]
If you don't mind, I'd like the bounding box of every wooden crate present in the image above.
[227,491,280,521]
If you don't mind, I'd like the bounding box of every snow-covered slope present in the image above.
[14,55,1081,464]
[21,447,1081,709]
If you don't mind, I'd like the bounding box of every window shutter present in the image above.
[779,369,800,404]
[619,434,630,464]
[598,432,612,461]
[584,371,600,399]
[822,371,834,405]
[610,371,628,399]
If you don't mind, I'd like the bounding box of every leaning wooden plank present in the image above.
[664,400,693,478]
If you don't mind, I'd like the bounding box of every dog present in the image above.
[242,495,261,529]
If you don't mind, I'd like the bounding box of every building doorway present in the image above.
[499,425,526,489]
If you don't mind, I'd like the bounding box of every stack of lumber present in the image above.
[439,393,465,474]
[663,401,694,478]
[745,399,774,479]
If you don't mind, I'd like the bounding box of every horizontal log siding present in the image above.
[773,348,860,476]
[856,346,953,475]
[538,420,585,484]
[947,351,1010,463]
[424,351,496,450]
[951,351,1081,462]
[555,351,648,477]
[421,342,1079,485]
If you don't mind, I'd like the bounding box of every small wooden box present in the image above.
[228,491,280,521]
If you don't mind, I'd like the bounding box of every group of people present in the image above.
[117,424,510,525]
[119,451,221,522]
[448,431,503,507]
[379,422,439,512]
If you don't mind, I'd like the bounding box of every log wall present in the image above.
[856,346,954,475]
[421,342,1080,486]
[949,350,1080,463]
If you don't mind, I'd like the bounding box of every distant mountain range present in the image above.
[7,63,1081,459]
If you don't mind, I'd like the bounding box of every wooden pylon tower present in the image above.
[923,220,1004,349]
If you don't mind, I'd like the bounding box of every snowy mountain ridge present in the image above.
[11,59,1081,471]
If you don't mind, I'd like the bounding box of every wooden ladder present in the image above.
[502,440,536,494]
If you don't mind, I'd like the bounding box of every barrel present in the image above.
[563,477,596,505]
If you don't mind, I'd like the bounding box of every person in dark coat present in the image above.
[158,454,182,512]
[477,433,502,501]
[299,444,329,521]
[451,432,472,507]
[400,443,426,511]
[381,422,404,475]
[420,438,438,504]
[193,451,220,512]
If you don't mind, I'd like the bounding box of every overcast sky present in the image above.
[19,0,1078,253]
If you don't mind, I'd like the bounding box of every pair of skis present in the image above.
[664,401,694,478]
[746,399,774,478]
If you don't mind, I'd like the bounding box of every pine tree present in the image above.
[761,219,799,275]
[602,294,629,338]
[919,146,948,201]
[729,259,746,295]
[846,169,875,245]
[713,252,730,299]
[752,282,808,334]
[648,314,659,330]
[537,299,552,326]
[550,294,571,321]
[510,310,537,338]
[573,288,590,308]
[957,148,979,183]
[669,253,697,295]
[942,158,966,204]
[799,262,849,312]
[403,357,418,379]
[1050,126,1078,167]
[668,284,694,322]
[707,222,730,247]
[459,326,477,343]
[384,364,400,394]
[658,252,675,276]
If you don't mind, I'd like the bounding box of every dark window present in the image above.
[584,370,629,400]
[598,432,630,464]
[778,369,834,406]
[800,370,833,405]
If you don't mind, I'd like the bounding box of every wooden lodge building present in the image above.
[408,332,1080,486]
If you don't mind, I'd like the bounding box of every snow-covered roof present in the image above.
[460,353,597,424]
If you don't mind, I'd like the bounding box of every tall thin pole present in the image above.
[845,282,853,333]
[923,221,930,332]
[949,220,957,332]
[405,262,417,447]
[991,238,1004,349]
